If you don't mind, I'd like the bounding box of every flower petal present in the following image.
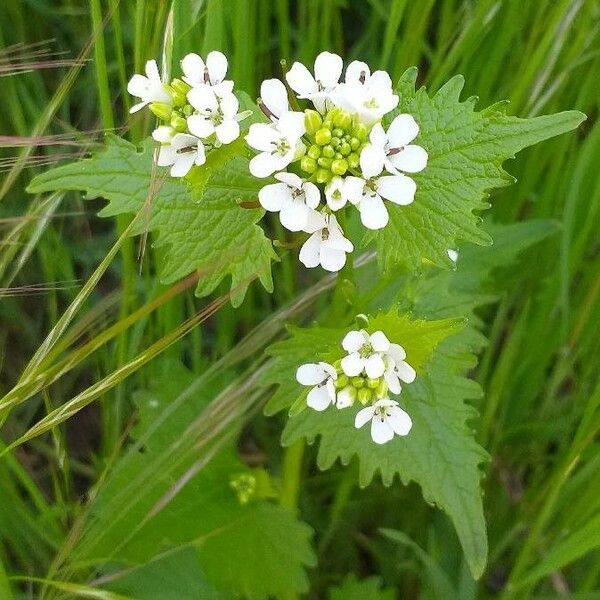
[187,84,219,112]
[307,385,332,411]
[388,406,412,436]
[341,352,364,376]
[206,50,228,84]
[369,123,387,147]
[181,53,205,84]
[299,232,321,268]
[215,119,240,144]
[145,59,161,83]
[261,78,289,118]
[219,92,239,118]
[286,62,317,97]
[396,360,416,384]
[280,200,309,232]
[258,182,290,212]
[371,416,394,444]
[277,111,306,141]
[364,353,385,379]
[152,126,174,143]
[344,176,366,205]
[249,152,278,178]
[157,145,177,166]
[385,370,402,395]
[359,193,389,230]
[187,114,215,138]
[129,100,148,114]
[369,331,390,352]
[320,247,347,272]
[342,330,367,352]
[296,363,326,385]
[171,153,196,177]
[389,145,428,173]
[360,144,385,179]
[387,343,406,363]
[376,175,416,206]
[355,405,375,428]
[127,74,149,98]
[345,60,370,85]
[336,386,356,409]
[303,182,321,209]
[304,210,327,233]
[387,113,420,147]
[194,142,206,166]
[320,362,337,380]
[314,51,343,88]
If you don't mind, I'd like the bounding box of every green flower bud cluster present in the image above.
[300,107,370,183]
[229,472,257,505]
[149,78,194,133]
[332,362,388,407]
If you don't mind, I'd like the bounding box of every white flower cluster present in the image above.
[246,51,428,272]
[296,328,416,444]
[127,53,244,177]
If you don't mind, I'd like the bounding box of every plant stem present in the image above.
[279,439,304,515]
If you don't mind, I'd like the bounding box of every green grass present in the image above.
[0,0,599,598]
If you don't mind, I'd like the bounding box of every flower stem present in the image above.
[279,439,304,515]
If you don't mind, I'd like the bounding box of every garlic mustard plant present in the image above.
[246,51,428,272]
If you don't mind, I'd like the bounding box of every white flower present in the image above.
[355,398,412,444]
[333,65,398,124]
[127,59,171,113]
[181,51,234,96]
[246,111,306,177]
[340,330,390,378]
[260,78,290,121]
[187,85,240,144]
[286,51,343,113]
[383,343,416,395]
[296,362,337,411]
[345,146,417,230]
[258,172,321,232]
[325,176,364,211]
[360,116,428,176]
[299,213,353,272]
[155,132,206,177]
[447,249,458,262]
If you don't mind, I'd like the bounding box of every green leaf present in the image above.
[328,574,396,600]
[69,363,315,600]
[27,135,278,307]
[370,67,585,272]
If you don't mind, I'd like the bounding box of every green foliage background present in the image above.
[0,0,599,598]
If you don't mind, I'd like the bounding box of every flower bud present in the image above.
[376,379,389,399]
[315,127,332,146]
[332,127,344,138]
[149,102,173,121]
[322,145,335,158]
[171,115,187,132]
[353,123,369,141]
[171,78,191,96]
[301,156,317,174]
[304,109,323,135]
[339,142,351,156]
[337,385,357,408]
[332,109,352,129]
[307,144,321,159]
[349,137,361,150]
[182,104,194,116]
[348,152,360,168]
[317,156,333,169]
[316,168,333,183]
[331,158,348,176]
[366,378,380,389]
[334,374,349,389]
[170,90,187,107]
[351,376,365,389]
[357,387,373,405]
[330,136,341,148]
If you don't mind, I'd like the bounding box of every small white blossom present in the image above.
[299,213,353,272]
[286,51,343,113]
[333,65,398,124]
[127,59,171,113]
[383,343,416,395]
[181,51,233,96]
[340,330,390,378]
[325,176,364,211]
[186,85,240,144]
[246,112,306,177]
[447,249,459,262]
[355,398,412,444]
[258,172,321,232]
[155,132,206,177]
[360,116,428,176]
[296,362,337,411]
[345,148,417,230]
[260,78,290,121]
